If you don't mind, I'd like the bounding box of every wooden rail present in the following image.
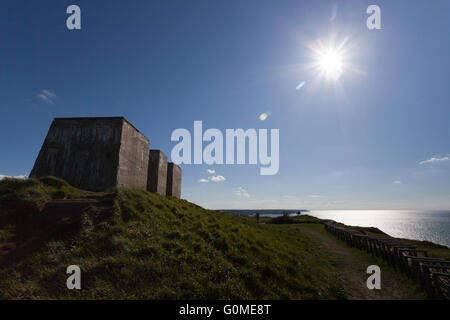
[324,221,449,300]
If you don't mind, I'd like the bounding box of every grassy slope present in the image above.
[0,176,93,208]
[0,178,344,299]
[292,223,427,299]
[1,178,446,300]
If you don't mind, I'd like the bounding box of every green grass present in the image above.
[2,177,445,299]
[0,176,91,209]
[295,224,427,299]
[0,178,345,300]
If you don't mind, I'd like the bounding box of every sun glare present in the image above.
[318,50,343,81]
[307,36,352,82]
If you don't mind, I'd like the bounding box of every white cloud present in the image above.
[419,155,449,165]
[210,175,226,182]
[42,89,56,98]
[36,89,56,104]
[0,174,27,181]
[198,170,224,183]
[36,93,49,101]
[234,186,250,198]
[308,194,323,198]
[393,180,402,184]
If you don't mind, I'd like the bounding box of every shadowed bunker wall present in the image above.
[30,117,149,191]
[166,162,182,198]
[147,150,168,196]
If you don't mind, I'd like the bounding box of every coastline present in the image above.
[258,213,450,258]
[223,209,450,248]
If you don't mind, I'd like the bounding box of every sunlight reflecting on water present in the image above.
[307,210,450,247]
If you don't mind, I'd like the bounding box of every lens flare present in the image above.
[259,110,271,121]
[296,81,306,90]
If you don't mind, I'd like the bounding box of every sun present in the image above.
[307,36,351,82]
[318,50,343,81]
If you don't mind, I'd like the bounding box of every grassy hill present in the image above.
[0,177,346,299]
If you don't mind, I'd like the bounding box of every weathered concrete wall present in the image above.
[116,120,149,190]
[166,162,182,198]
[30,118,123,191]
[147,150,167,195]
[31,117,181,194]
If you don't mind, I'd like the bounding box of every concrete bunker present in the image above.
[30,117,181,198]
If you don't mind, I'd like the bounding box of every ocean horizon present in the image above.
[223,209,450,248]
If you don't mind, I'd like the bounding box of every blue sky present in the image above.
[1,1,449,210]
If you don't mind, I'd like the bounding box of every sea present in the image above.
[223,209,450,248]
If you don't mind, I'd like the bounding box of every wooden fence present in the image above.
[324,221,450,299]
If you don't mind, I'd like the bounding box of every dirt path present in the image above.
[297,224,424,300]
